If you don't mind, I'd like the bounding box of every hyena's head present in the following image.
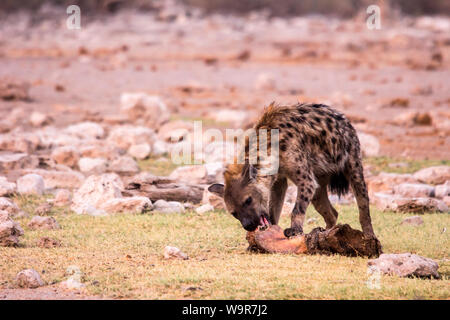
[208,163,270,231]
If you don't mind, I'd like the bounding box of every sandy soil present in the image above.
[0,10,449,159]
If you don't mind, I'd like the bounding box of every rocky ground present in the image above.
[0,6,449,299]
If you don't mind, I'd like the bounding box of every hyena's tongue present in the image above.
[259,216,270,230]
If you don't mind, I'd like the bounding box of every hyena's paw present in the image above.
[283,227,303,238]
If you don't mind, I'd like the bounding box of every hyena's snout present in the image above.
[240,211,271,232]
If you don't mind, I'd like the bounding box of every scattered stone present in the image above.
[35,202,53,216]
[0,176,16,196]
[80,144,121,160]
[195,204,214,214]
[0,153,39,171]
[108,156,139,175]
[410,85,433,96]
[368,253,439,278]
[17,174,45,195]
[26,169,85,189]
[107,125,155,150]
[78,157,107,174]
[28,216,60,230]
[0,197,23,217]
[120,93,170,130]
[169,165,207,184]
[101,196,153,214]
[158,120,193,143]
[401,216,424,226]
[435,181,450,199]
[60,278,85,290]
[254,73,276,90]
[128,143,151,160]
[37,236,61,248]
[0,210,24,246]
[0,134,40,153]
[16,269,44,288]
[413,166,450,185]
[0,78,30,101]
[357,132,380,157]
[71,173,123,215]
[393,111,433,126]
[373,193,448,213]
[51,146,80,168]
[163,246,188,260]
[54,189,71,206]
[385,97,409,108]
[367,172,418,194]
[65,122,105,140]
[153,199,185,214]
[393,183,435,198]
[210,109,249,126]
[30,112,51,127]
[306,217,318,225]
[152,140,168,156]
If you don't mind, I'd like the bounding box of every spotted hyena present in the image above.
[208,103,378,241]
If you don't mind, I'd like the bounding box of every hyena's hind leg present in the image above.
[346,159,376,238]
[269,177,287,225]
[284,169,317,238]
[311,182,338,229]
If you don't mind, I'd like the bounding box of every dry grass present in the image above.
[1,195,449,299]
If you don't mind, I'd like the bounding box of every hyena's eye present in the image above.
[243,197,252,206]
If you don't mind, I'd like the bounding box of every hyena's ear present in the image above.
[242,162,258,182]
[208,184,224,198]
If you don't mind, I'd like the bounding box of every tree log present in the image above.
[123,174,205,203]
[247,224,382,258]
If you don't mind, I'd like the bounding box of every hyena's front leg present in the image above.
[284,171,317,238]
[269,177,287,225]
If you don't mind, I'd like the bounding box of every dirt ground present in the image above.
[0,9,449,159]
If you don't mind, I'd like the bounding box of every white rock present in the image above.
[367,172,418,195]
[120,93,170,129]
[368,253,439,278]
[195,204,214,214]
[202,186,225,210]
[163,246,188,260]
[71,173,123,215]
[65,122,105,139]
[413,166,450,185]
[0,176,16,196]
[108,156,139,175]
[26,169,85,189]
[54,189,71,206]
[60,278,85,290]
[128,143,151,160]
[16,269,45,288]
[169,165,206,183]
[211,109,249,125]
[28,216,60,230]
[373,193,448,213]
[435,181,450,199]
[51,146,80,168]
[157,120,193,143]
[153,200,185,214]
[152,140,168,156]
[393,183,435,198]
[17,174,45,195]
[0,197,23,217]
[0,211,24,246]
[254,73,276,90]
[78,157,107,174]
[107,125,156,150]
[102,197,152,214]
[30,111,50,127]
[357,132,380,157]
[0,153,38,171]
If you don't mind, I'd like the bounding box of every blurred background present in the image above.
[0,0,449,164]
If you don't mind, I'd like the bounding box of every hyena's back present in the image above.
[254,103,361,194]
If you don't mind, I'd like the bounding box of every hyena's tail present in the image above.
[329,171,349,198]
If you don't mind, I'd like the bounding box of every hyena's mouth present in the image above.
[258,215,271,230]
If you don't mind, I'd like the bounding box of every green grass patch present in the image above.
[1,195,449,299]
